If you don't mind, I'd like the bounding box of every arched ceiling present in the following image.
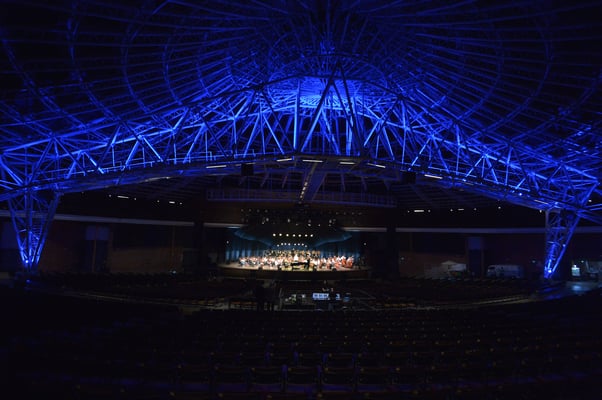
[1,0,601,221]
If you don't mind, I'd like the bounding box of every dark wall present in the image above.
[37,220,196,273]
[3,206,600,278]
[0,221,20,273]
[57,191,549,231]
[40,220,87,272]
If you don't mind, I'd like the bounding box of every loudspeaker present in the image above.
[241,163,254,176]
[402,171,416,184]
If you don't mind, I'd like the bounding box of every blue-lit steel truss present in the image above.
[1,1,601,276]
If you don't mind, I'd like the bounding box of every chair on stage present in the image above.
[213,364,250,393]
[340,339,365,354]
[320,366,357,393]
[141,361,178,389]
[168,392,213,400]
[106,358,145,385]
[120,381,174,400]
[322,352,355,368]
[358,392,409,400]
[73,382,124,400]
[389,365,426,392]
[265,393,309,400]
[355,352,383,368]
[382,352,409,368]
[267,350,294,368]
[248,365,286,393]
[239,351,269,367]
[318,339,342,354]
[176,362,213,391]
[284,365,320,395]
[210,351,242,367]
[215,392,264,400]
[356,366,392,393]
[295,351,324,368]
[425,362,457,390]
[483,357,518,386]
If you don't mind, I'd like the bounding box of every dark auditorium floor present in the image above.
[1,273,602,400]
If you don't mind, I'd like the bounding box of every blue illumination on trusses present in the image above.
[8,190,60,273]
[0,1,601,271]
[543,209,580,279]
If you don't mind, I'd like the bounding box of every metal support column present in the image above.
[7,190,60,274]
[543,209,580,279]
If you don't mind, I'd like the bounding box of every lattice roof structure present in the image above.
[1,1,601,276]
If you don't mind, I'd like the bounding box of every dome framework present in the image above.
[0,1,601,276]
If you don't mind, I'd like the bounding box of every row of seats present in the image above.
[27,272,537,308]
[3,281,602,399]
[30,271,249,300]
[12,366,602,400]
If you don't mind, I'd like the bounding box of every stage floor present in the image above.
[218,262,371,280]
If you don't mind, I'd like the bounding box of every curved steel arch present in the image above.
[1,1,601,276]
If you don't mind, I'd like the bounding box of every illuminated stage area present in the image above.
[219,207,369,280]
[218,259,371,281]
[239,250,357,270]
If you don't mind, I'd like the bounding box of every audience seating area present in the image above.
[29,271,250,307]
[26,272,538,310]
[2,275,601,399]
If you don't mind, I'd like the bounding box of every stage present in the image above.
[218,262,371,281]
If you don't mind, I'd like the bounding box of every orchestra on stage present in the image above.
[237,249,358,271]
